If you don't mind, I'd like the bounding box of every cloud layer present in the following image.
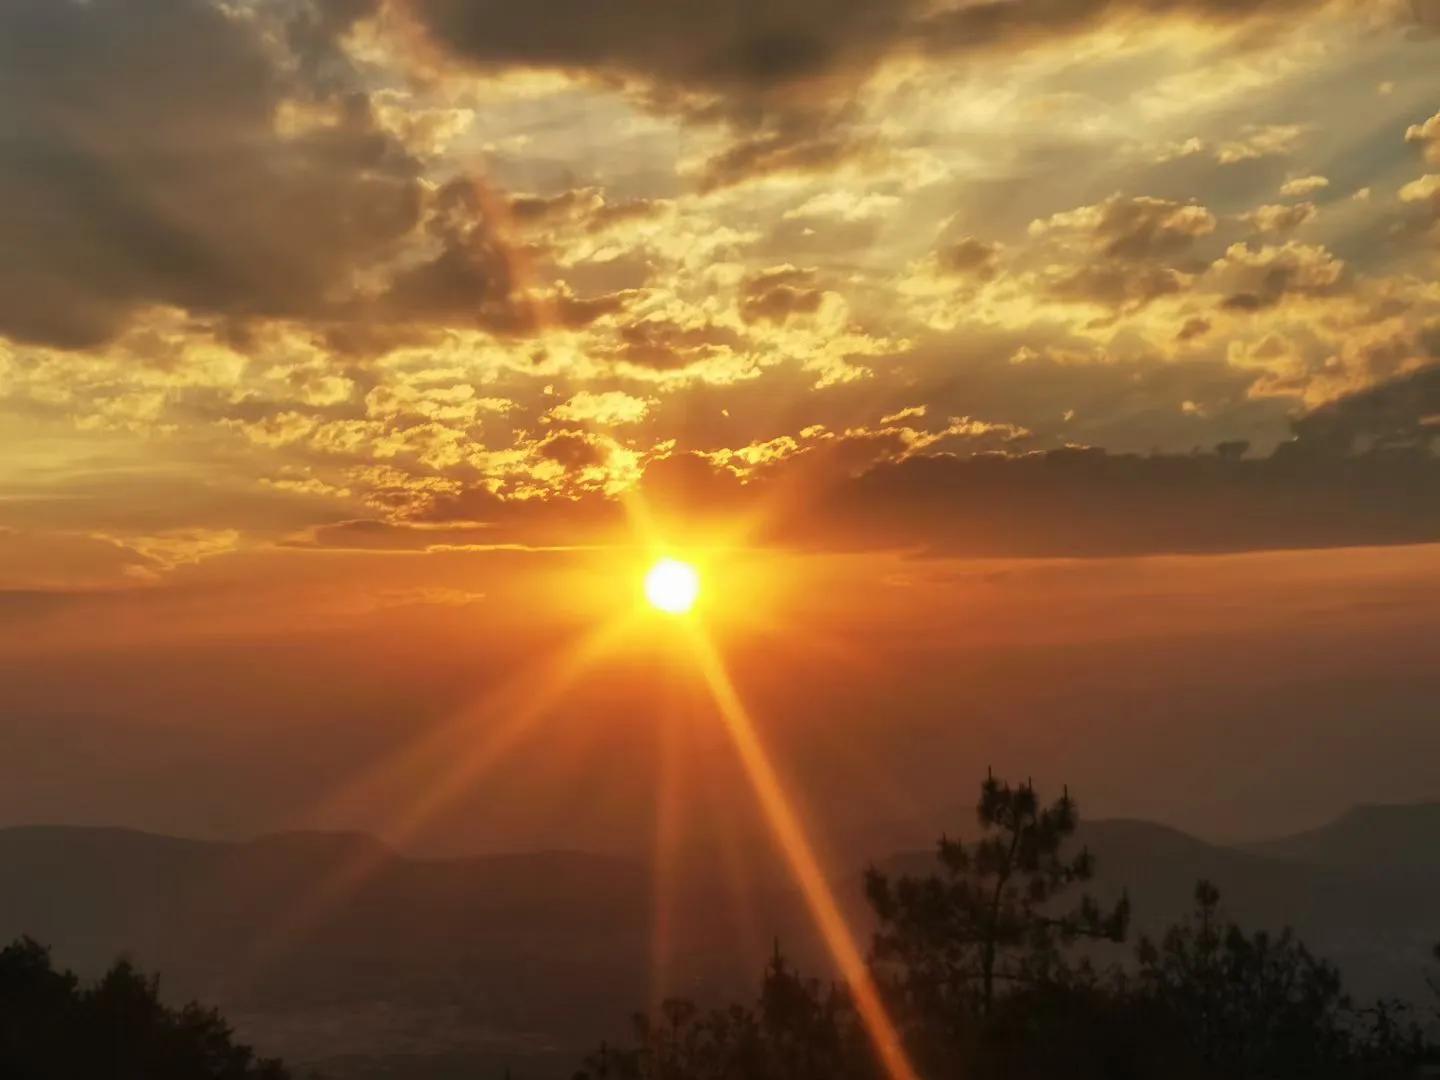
[1,0,1439,591]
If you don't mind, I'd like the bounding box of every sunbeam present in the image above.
[685,624,921,1080]
[228,615,640,989]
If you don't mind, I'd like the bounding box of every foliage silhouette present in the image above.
[580,773,1433,1080]
[864,774,1129,1025]
[571,944,876,1080]
[0,937,291,1080]
[1134,881,1425,1079]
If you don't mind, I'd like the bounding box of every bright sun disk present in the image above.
[644,558,700,615]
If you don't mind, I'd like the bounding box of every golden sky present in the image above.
[2,0,1440,849]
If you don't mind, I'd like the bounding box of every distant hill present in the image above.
[1244,802,1440,876]
[0,826,809,1079]
[1,807,1436,1079]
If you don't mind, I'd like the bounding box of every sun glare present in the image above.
[644,558,701,615]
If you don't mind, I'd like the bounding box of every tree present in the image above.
[579,771,1434,1080]
[864,773,1130,1035]
[1135,882,1422,1079]
[0,937,291,1080]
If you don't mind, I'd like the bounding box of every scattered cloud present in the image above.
[1405,110,1440,165]
[1217,124,1307,165]
[1280,175,1330,198]
[547,390,656,426]
[1243,202,1319,235]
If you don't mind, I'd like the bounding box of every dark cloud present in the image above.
[792,366,1440,556]
[377,180,517,325]
[697,127,875,191]
[407,0,907,110]
[1290,358,1440,455]
[409,0,1344,107]
[349,360,1440,559]
[407,0,1348,187]
[738,266,825,323]
[795,443,1440,557]
[536,429,611,470]
[410,437,1440,558]
[373,179,635,332]
[936,237,1002,281]
[1177,316,1213,342]
[508,187,669,232]
[609,318,744,370]
[0,0,423,348]
[0,0,640,348]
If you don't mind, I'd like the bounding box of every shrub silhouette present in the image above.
[1134,881,1425,1079]
[0,937,291,1080]
[580,774,1432,1080]
[572,945,875,1080]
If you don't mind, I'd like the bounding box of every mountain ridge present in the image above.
[1,804,1434,1079]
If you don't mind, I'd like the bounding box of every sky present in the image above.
[2,0,1439,856]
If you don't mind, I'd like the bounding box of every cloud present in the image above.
[738,266,827,324]
[1405,110,1440,165]
[1242,202,1319,235]
[697,128,881,191]
[0,0,660,350]
[384,396,1440,560]
[1279,175,1330,198]
[784,190,900,222]
[791,438,1440,557]
[0,0,425,348]
[1029,195,1216,260]
[1042,263,1194,313]
[1020,195,1216,314]
[546,390,655,426]
[404,0,1348,189]
[934,238,1004,281]
[1399,174,1440,206]
[285,518,503,551]
[606,317,746,372]
[508,188,671,235]
[408,0,1352,114]
[1211,241,1346,311]
[1216,124,1308,165]
[1290,356,1440,455]
[1177,316,1213,342]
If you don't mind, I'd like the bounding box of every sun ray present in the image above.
[647,667,687,1014]
[228,615,639,989]
[685,625,921,1080]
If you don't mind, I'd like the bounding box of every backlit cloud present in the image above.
[2,0,1440,596]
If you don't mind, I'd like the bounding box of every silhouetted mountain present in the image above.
[0,826,809,1079]
[1,807,1436,1078]
[1245,802,1440,876]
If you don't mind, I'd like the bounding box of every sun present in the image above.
[644,558,701,615]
